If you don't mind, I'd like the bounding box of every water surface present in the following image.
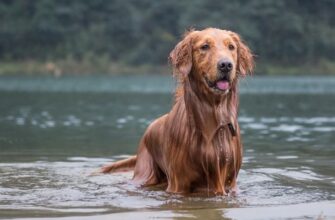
[0,75,334,219]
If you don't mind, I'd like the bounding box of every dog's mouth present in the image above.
[205,75,231,93]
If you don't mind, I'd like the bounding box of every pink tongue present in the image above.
[216,80,229,90]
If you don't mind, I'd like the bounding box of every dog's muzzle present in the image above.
[205,74,231,92]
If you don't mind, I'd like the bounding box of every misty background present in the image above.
[1,0,335,75]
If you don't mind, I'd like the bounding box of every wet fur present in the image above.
[100,28,254,194]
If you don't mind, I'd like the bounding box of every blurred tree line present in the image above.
[0,0,335,74]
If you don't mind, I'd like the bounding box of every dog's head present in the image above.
[170,28,254,95]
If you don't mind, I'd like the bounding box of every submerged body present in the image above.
[100,28,254,194]
[134,89,242,194]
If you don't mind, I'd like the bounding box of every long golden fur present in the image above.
[99,28,254,195]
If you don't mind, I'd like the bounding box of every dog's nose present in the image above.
[217,59,233,72]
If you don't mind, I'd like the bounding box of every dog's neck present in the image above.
[183,75,239,140]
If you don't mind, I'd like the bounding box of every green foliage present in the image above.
[0,0,335,74]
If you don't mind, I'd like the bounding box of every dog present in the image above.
[99,28,254,195]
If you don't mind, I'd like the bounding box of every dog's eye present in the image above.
[228,44,235,50]
[200,44,210,50]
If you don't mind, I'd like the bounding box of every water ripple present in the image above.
[0,158,333,216]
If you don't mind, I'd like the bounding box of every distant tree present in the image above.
[0,0,334,70]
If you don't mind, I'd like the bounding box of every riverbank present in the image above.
[1,59,335,76]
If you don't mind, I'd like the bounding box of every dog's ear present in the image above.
[229,32,254,76]
[169,31,194,77]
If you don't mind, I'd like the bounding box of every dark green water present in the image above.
[0,75,334,219]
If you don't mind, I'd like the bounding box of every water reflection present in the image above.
[0,157,334,218]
